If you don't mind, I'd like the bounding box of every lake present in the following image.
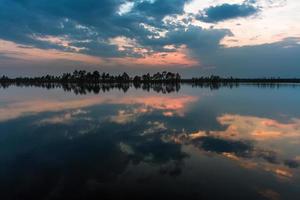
[0,84,300,200]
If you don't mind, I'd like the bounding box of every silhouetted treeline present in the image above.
[186,75,300,90]
[186,75,300,84]
[1,71,300,84]
[1,71,300,94]
[0,70,181,84]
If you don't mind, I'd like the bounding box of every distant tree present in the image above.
[86,72,92,80]
[133,75,141,82]
[73,70,79,79]
[101,72,106,81]
[122,72,130,81]
[142,73,151,81]
[79,70,87,80]
[162,71,167,80]
[62,73,71,81]
[92,71,100,81]
[175,73,181,81]
[152,72,162,81]
[166,72,175,81]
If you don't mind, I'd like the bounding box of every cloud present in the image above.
[141,25,231,58]
[134,0,188,19]
[284,159,299,169]
[197,2,260,23]
[0,0,147,57]
[197,136,253,155]
[201,37,300,77]
[36,109,88,125]
[0,0,299,76]
[216,114,300,141]
[0,0,231,63]
[164,112,300,176]
[0,0,192,59]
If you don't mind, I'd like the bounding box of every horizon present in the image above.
[2,69,300,79]
[0,0,299,77]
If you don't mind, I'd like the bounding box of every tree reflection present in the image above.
[1,81,299,94]
[0,82,183,94]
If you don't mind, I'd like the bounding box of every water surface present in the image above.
[0,85,300,200]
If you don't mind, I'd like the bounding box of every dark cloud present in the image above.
[134,0,188,19]
[197,2,260,23]
[0,0,192,58]
[194,136,253,156]
[141,25,231,56]
[284,159,299,169]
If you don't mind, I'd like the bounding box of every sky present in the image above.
[0,0,299,77]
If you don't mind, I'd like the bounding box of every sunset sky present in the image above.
[0,0,299,77]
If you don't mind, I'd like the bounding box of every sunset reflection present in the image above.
[217,114,300,141]
[164,112,300,180]
[0,92,197,122]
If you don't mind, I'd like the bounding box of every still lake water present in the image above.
[0,84,300,200]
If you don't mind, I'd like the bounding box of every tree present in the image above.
[92,71,100,82]
[122,72,130,81]
[133,75,141,82]
[175,73,181,81]
[152,72,162,81]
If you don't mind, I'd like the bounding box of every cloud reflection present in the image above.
[0,94,197,122]
[164,113,300,179]
[217,114,300,141]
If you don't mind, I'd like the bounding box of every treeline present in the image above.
[1,71,300,84]
[187,75,300,83]
[0,70,181,83]
[1,72,300,94]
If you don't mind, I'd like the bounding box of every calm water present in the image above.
[0,84,300,200]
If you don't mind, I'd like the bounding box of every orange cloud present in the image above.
[132,51,198,67]
[263,165,293,180]
[110,45,198,67]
